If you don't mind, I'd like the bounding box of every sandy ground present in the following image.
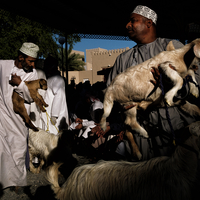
[1,163,200,200]
[0,169,57,200]
[0,154,92,200]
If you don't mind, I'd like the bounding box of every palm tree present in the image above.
[58,45,85,73]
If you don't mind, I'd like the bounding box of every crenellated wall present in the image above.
[68,47,129,84]
[91,47,129,83]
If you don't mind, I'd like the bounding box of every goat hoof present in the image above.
[165,100,171,107]
[139,134,149,139]
[32,128,39,132]
[192,93,198,98]
[136,152,142,160]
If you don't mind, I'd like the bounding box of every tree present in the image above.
[58,45,85,72]
[67,51,85,71]
[0,9,60,59]
[0,8,81,61]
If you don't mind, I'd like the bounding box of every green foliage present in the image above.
[0,8,84,72]
[58,47,85,71]
[67,52,85,71]
[0,8,61,59]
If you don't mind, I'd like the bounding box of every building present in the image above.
[68,47,129,85]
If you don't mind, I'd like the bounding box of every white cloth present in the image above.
[70,120,96,138]
[41,75,69,135]
[70,99,103,138]
[30,69,46,128]
[0,60,37,189]
[132,5,157,24]
[89,98,103,122]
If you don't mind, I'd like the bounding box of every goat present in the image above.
[12,78,48,131]
[28,128,60,174]
[100,38,200,159]
[46,121,200,200]
[28,128,80,174]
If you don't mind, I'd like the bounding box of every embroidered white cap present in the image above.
[132,5,157,24]
[19,42,39,58]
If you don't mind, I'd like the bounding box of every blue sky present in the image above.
[72,39,136,61]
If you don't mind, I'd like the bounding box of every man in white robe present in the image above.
[106,5,200,160]
[0,42,39,189]
[30,68,47,128]
[41,55,69,135]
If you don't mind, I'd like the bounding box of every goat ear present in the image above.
[194,43,200,58]
[166,41,175,51]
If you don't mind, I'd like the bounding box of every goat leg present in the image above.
[179,101,200,117]
[187,62,199,98]
[32,96,47,112]
[159,62,184,106]
[12,92,39,131]
[124,106,149,138]
[36,93,49,108]
[125,129,142,160]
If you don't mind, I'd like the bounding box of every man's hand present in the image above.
[75,118,83,124]
[151,64,176,87]
[91,124,110,138]
[51,116,57,125]
[75,118,83,130]
[9,73,22,87]
[150,67,160,86]
[116,131,125,142]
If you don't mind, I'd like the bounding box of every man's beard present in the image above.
[22,61,33,73]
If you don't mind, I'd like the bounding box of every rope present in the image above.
[43,106,59,133]
[159,73,198,146]
[159,73,176,145]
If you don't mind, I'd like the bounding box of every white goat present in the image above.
[100,39,200,159]
[28,128,60,174]
[46,121,200,200]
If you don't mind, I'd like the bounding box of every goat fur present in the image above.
[46,121,200,200]
[28,128,80,174]
[29,128,60,174]
[12,78,48,131]
[100,38,200,160]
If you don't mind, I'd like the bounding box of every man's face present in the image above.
[21,56,37,73]
[126,13,149,43]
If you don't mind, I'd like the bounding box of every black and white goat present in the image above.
[28,128,60,173]
[28,128,79,174]
[46,121,200,200]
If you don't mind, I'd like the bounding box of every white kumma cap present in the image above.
[132,5,157,24]
[19,42,39,58]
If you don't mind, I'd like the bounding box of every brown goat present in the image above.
[12,79,48,131]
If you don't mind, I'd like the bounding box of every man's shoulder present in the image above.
[0,60,14,65]
[0,60,14,71]
[157,38,184,49]
[48,75,65,84]
[116,46,136,59]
